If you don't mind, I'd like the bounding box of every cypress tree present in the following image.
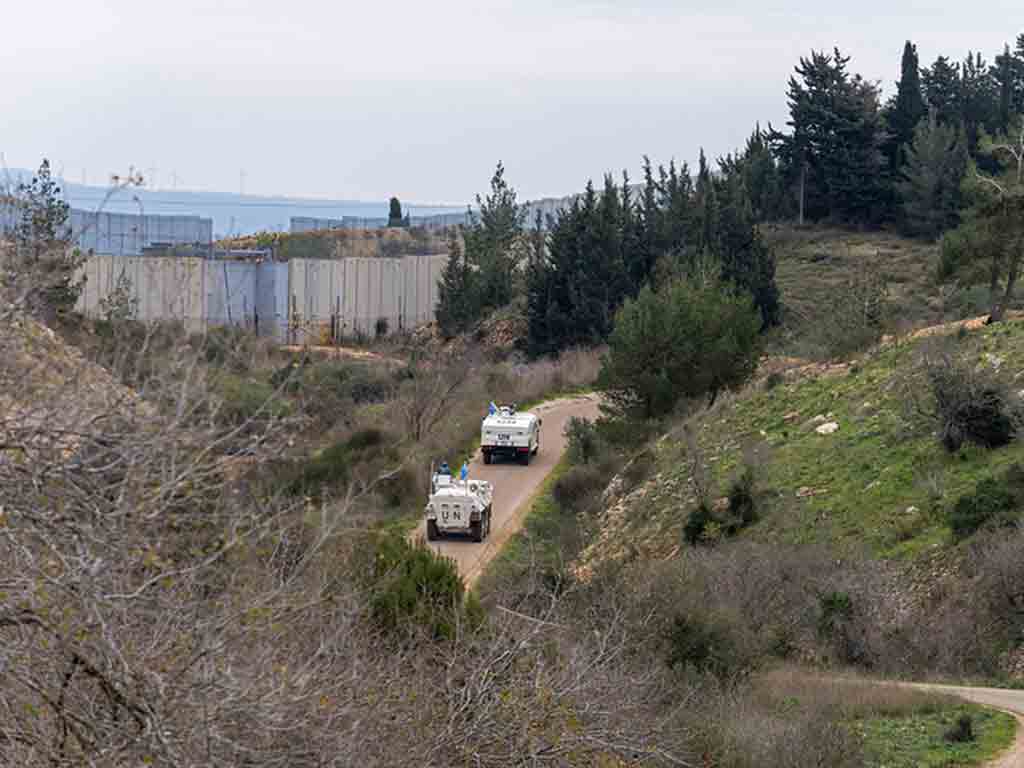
[387,197,404,227]
[888,41,928,170]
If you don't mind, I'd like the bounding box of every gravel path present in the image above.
[413,394,601,588]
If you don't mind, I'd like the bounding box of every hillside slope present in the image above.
[577,316,1024,577]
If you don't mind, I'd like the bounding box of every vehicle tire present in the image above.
[520,450,531,466]
[485,507,492,539]
[471,519,483,543]
[482,450,492,465]
[427,520,440,541]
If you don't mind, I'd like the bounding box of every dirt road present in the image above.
[902,683,1024,767]
[414,394,601,588]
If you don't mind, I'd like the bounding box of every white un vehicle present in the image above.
[425,465,493,542]
[480,403,541,466]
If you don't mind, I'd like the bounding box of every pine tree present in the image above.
[774,48,890,226]
[961,52,999,156]
[888,41,928,170]
[387,197,404,227]
[435,232,478,338]
[597,275,761,419]
[465,161,525,312]
[922,56,962,128]
[897,114,969,238]
[713,162,781,328]
[14,159,71,263]
[939,116,1024,323]
[693,150,719,253]
[994,44,1015,135]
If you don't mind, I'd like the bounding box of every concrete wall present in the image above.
[291,213,469,233]
[76,253,448,343]
[71,210,212,255]
[1,201,212,256]
[78,255,207,332]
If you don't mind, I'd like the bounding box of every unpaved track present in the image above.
[413,394,601,588]
[902,683,1024,767]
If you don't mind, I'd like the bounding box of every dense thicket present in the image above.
[526,155,780,356]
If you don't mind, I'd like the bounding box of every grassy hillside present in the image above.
[764,225,1022,359]
[577,315,1024,575]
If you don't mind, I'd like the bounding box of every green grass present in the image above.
[858,704,1017,767]
[474,453,573,595]
[765,226,944,354]
[610,317,1024,562]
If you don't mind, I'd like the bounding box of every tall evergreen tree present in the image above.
[693,150,719,253]
[726,125,788,222]
[961,52,999,156]
[387,197,404,227]
[773,48,890,226]
[888,41,928,170]
[465,161,526,311]
[897,114,969,238]
[435,232,478,338]
[922,55,962,128]
[714,167,781,329]
[994,44,1016,134]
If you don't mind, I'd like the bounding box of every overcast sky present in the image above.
[2,2,1021,204]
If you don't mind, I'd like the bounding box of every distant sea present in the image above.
[1,168,466,238]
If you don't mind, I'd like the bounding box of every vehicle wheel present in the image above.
[520,450,531,466]
[471,519,483,543]
[427,520,440,541]
[485,507,493,539]
[482,450,492,465]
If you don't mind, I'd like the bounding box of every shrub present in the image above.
[725,466,759,532]
[598,276,761,420]
[552,464,606,513]
[765,371,785,391]
[197,326,256,374]
[215,375,289,429]
[287,428,392,498]
[817,591,854,638]
[663,613,750,680]
[922,347,1021,452]
[684,502,714,546]
[622,449,654,490]
[369,533,479,639]
[944,714,975,743]
[564,416,605,465]
[947,466,1024,541]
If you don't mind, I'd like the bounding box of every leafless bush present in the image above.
[904,340,1024,452]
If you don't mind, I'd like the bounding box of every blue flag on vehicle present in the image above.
[460,463,468,480]
[488,401,497,416]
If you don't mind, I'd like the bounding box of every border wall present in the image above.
[76,253,447,343]
[290,212,470,233]
[1,202,213,256]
